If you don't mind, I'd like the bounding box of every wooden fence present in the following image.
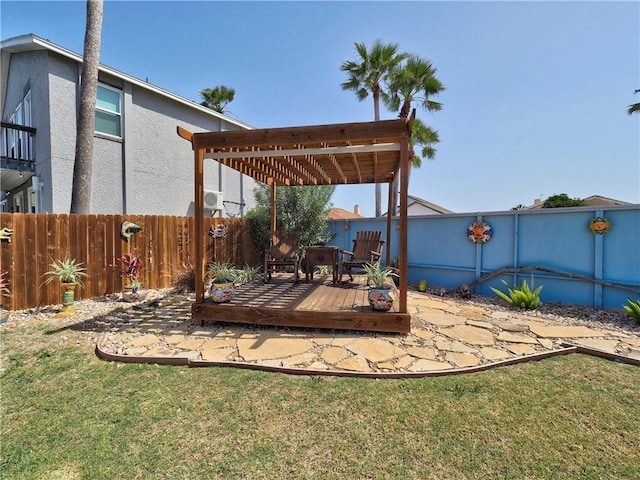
[0,213,262,310]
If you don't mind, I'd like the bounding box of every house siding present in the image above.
[48,54,80,213]
[2,37,257,216]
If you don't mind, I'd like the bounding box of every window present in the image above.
[95,84,121,137]
[7,90,31,159]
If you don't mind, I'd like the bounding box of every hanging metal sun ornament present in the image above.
[467,221,494,244]
[588,217,612,235]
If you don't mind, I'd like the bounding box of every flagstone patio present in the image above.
[94,289,640,377]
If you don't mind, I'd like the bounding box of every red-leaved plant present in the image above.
[117,254,143,291]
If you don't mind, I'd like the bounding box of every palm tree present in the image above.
[410,118,439,168]
[340,40,406,216]
[70,0,103,214]
[627,89,640,115]
[386,54,444,215]
[403,118,439,192]
[387,54,444,118]
[199,85,236,114]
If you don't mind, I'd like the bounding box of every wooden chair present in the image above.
[340,231,385,282]
[263,232,301,283]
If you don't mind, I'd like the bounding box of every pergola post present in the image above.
[194,147,205,303]
[399,136,409,313]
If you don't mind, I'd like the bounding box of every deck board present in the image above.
[192,273,409,333]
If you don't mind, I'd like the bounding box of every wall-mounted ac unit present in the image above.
[203,190,224,211]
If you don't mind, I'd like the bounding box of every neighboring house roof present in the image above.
[0,34,252,130]
[408,194,454,214]
[526,195,633,209]
[383,194,453,216]
[328,207,364,220]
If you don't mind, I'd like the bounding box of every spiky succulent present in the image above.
[623,298,640,324]
[491,279,543,310]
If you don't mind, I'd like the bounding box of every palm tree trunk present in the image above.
[70,0,103,214]
[373,84,382,217]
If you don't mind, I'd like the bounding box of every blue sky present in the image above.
[2,1,639,215]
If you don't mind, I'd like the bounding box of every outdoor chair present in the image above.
[263,231,301,283]
[340,230,385,282]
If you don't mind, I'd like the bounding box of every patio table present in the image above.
[305,246,339,284]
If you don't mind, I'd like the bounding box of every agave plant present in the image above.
[362,261,398,289]
[234,264,261,285]
[42,256,88,287]
[490,279,543,310]
[206,262,239,284]
[623,298,640,325]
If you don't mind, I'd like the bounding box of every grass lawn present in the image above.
[1,322,639,479]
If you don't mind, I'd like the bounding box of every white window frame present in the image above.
[95,83,122,138]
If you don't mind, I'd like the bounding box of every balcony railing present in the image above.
[1,122,36,170]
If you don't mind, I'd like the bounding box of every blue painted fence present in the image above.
[328,205,640,309]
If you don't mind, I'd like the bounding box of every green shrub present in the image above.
[235,264,261,285]
[623,298,640,324]
[490,279,543,310]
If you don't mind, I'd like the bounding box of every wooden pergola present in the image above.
[177,114,414,333]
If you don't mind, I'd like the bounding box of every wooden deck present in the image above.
[192,273,411,333]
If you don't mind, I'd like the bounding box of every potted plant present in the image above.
[207,262,239,303]
[1,270,10,323]
[42,256,88,314]
[362,261,398,311]
[116,253,147,302]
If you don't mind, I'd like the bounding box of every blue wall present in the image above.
[328,205,640,309]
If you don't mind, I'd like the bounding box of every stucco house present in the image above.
[1,34,256,217]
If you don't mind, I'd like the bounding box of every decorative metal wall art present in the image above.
[0,227,13,243]
[120,221,142,242]
[588,217,612,234]
[467,221,493,244]
[209,224,228,239]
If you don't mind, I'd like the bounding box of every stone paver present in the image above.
[405,346,438,360]
[176,338,206,350]
[408,359,453,371]
[346,337,405,363]
[200,346,234,362]
[321,346,349,364]
[505,344,538,356]
[439,324,495,346]
[237,334,313,362]
[480,347,513,361]
[415,311,466,326]
[529,325,607,338]
[573,338,620,354]
[445,352,481,368]
[496,332,539,344]
[336,355,371,372]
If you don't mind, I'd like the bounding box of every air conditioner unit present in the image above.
[203,190,224,211]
